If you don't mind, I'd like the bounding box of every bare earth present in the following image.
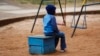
[0,14,100,56]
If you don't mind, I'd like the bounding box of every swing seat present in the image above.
[71,25,87,29]
[28,35,55,54]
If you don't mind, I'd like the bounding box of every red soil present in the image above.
[0,14,100,56]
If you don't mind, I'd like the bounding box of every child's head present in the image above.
[46,4,56,15]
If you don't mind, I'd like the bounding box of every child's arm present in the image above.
[51,16,59,33]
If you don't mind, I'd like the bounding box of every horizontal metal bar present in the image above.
[84,2,100,6]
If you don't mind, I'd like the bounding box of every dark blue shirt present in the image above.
[43,14,59,34]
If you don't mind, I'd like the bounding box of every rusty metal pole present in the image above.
[58,0,66,25]
[31,0,44,33]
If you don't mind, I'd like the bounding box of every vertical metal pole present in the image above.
[74,0,76,26]
[58,0,66,25]
[31,0,44,33]
[71,0,76,27]
[65,0,67,13]
[64,0,67,21]
[83,0,87,28]
[71,5,84,38]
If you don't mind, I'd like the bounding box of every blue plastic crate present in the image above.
[28,35,55,54]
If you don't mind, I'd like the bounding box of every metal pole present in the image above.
[65,0,67,13]
[58,0,66,25]
[31,0,44,33]
[71,0,76,27]
[71,5,84,38]
[85,2,100,6]
[83,0,87,28]
[73,0,76,26]
[64,0,67,21]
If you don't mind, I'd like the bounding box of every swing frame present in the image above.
[71,2,100,38]
[71,0,87,29]
[31,0,67,33]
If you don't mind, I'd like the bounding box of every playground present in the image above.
[0,14,100,56]
[0,0,100,56]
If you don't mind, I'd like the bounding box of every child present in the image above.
[43,4,67,52]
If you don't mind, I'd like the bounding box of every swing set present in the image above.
[30,0,100,38]
[71,2,100,38]
[31,0,67,33]
[71,0,87,29]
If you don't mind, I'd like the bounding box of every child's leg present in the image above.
[55,36,59,48]
[56,32,67,50]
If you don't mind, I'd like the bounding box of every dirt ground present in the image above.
[0,14,100,56]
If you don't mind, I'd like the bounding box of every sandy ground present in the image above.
[0,14,100,56]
